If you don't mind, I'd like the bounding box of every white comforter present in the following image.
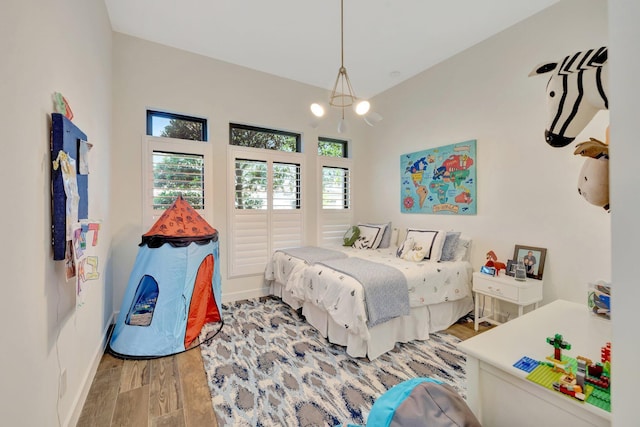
[266,245,472,340]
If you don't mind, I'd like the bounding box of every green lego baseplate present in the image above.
[524,355,611,413]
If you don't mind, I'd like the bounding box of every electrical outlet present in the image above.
[59,369,67,398]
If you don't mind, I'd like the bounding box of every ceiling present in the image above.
[104,0,559,99]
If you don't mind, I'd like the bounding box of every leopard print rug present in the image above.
[199,297,466,426]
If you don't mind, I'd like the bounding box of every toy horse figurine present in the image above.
[529,47,608,147]
[485,250,507,276]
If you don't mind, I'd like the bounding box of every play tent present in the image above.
[109,195,222,358]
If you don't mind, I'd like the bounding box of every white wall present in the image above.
[110,33,368,307]
[609,0,640,423]
[361,0,610,316]
[0,0,112,426]
[3,0,637,424]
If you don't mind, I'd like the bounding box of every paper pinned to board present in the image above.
[53,150,79,241]
[78,139,92,175]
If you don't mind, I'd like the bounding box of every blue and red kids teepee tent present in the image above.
[109,195,222,358]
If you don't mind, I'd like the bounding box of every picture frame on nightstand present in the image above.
[513,244,547,280]
[506,259,515,277]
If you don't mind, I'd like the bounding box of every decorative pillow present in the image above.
[453,236,472,261]
[361,222,390,248]
[343,225,360,246]
[439,231,461,262]
[378,222,393,248]
[352,224,384,249]
[403,228,446,261]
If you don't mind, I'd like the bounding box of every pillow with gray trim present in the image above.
[353,224,384,249]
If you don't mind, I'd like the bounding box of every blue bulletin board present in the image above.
[400,140,477,215]
[51,113,88,260]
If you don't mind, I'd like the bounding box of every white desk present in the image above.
[458,300,611,427]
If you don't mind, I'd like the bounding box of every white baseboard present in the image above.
[66,312,116,427]
[222,286,271,303]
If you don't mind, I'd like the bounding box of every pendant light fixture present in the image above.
[310,0,381,133]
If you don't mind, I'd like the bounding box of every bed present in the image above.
[265,226,474,360]
[266,246,348,310]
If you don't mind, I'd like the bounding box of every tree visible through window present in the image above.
[322,166,349,209]
[318,137,347,157]
[230,123,300,152]
[231,124,302,210]
[145,110,208,216]
[153,151,204,210]
[147,110,207,141]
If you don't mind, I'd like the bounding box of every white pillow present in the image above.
[352,224,384,249]
[362,222,391,248]
[403,228,446,261]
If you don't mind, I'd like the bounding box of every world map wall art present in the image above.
[401,140,477,215]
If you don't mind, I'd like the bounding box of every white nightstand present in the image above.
[472,271,543,331]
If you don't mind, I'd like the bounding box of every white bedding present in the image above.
[265,250,320,309]
[301,246,472,341]
[265,237,474,359]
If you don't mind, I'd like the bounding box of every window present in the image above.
[317,138,353,245]
[230,123,301,152]
[143,137,211,228]
[152,151,205,210]
[143,111,210,228]
[318,137,348,158]
[322,166,349,209]
[234,159,268,209]
[147,110,207,141]
[228,125,304,277]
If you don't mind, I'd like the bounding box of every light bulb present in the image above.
[337,118,348,134]
[310,103,325,117]
[354,100,370,115]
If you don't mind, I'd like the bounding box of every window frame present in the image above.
[318,136,348,158]
[146,110,208,141]
[229,123,302,152]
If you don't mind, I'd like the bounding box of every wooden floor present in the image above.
[77,344,217,427]
[77,319,491,427]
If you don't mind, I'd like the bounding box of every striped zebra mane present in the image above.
[557,47,607,75]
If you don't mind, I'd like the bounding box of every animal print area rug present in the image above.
[199,297,466,427]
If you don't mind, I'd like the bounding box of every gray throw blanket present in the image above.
[316,257,409,327]
[277,246,347,264]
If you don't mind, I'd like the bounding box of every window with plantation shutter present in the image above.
[234,159,268,210]
[322,166,349,209]
[142,135,212,230]
[317,140,353,246]
[228,134,304,278]
[152,151,205,210]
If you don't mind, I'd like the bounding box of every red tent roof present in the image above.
[140,195,218,248]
